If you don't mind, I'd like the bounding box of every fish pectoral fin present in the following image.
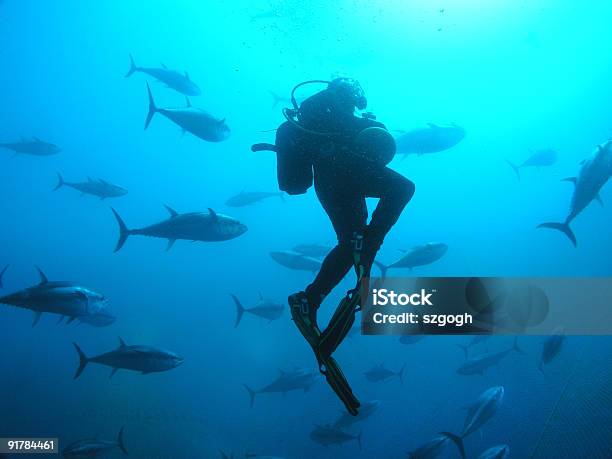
[595,193,604,207]
[32,311,43,327]
[166,239,177,251]
[66,316,77,324]
[110,367,118,379]
[562,177,577,186]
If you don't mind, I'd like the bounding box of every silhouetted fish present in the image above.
[538,139,612,246]
[363,363,405,384]
[376,243,448,277]
[62,427,127,458]
[53,173,128,199]
[309,425,361,449]
[144,83,229,142]
[539,334,564,371]
[111,206,247,252]
[269,251,322,272]
[125,54,201,96]
[230,292,283,327]
[244,368,319,407]
[73,337,183,379]
[0,137,60,156]
[456,338,524,375]
[506,149,557,180]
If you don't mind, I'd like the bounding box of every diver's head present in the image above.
[327,78,367,111]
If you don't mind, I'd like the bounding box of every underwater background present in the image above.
[1,0,611,458]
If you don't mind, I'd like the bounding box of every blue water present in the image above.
[1,1,611,458]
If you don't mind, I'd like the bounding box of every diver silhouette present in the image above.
[254,78,415,414]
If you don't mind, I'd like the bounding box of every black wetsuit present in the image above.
[296,89,415,308]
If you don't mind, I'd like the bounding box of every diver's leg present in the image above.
[362,167,415,269]
[304,189,367,309]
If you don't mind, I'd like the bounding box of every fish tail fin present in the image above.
[0,263,8,288]
[144,82,157,129]
[356,431,362,451]
[268,90,282,108]
[125,54,137,77]
[111,208,131,252]
[513,336,526,355]
[439,432,466,459]
[53,172,64,191]
[243,384,256,408]
[117,426,128,455]
[73,342,89,379]
[398,363,406,385]
[230,294,245,328]
[505,159,521,181]
[457,343,469,358]
[537,221,577,247]
[373,260,388,279]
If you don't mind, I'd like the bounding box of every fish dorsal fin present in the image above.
[208,208,218,221]
[87,176,94,182]
[118,337,127,348]
[35,266,48,284]
[579,159,586,165]
[184,70,190,80]
[164,205,179,217]
[99,178,110,186]
[185,97,192,108]
[160,62,167,69]
[258,291,263,300]
[427,123,439,129]
[33,136,42,142]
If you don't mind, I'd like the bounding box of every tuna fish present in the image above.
[225,191,284,207]
[125,54,201,96]
[506,149,557,180]
[53,173,127,199]
[395,123,465,156]
[144,83,229,142]
[376,243,448,277]
[292,243,332,258]
[456,338,524,375]
[244,368,319,407]
[408,434,452,459]
[73,338,183,379]
[269,251,322,272]
[62,427,128,458]
[538,140,612,246]
[539,334,564,372]
[333,400,380,428]
[0,267,108,326]
[441,386,505,459]
[478,445,510,459]
[230,293,283,327]
[0,137,60,156]
[111,206,247,252]
[309,425,362,449]
[363,363,405,384]
[0,264,8,288]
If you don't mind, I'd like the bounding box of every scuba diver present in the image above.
[252,78,415,415]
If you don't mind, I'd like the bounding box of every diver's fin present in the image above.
[144,82,157,130]
[318,288,361,358]
[32,311,42,327]
[230,294,245,328]
[111,208,132,252]
[243,384,256,408]
[505,160,521,181]
[117,426,128,455]
[0,263,8,288]
[537,222,577,247]
[439,432,466,459]
[125,54,138,77]
[53,172,65,191]
[73,342,89,379]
